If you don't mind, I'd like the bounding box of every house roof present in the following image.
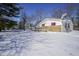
[36,18,62,27]
[43,18,61,21]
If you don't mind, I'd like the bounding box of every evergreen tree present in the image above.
[0,3,20,17]
[0,3,20,31]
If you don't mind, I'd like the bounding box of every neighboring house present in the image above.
[36,16,73,32]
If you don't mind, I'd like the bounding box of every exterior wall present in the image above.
[37,19,62,32]
[47,26,61,32]
[38,20,62,27]
[61,20,73,32]
[61,20,66,32]
[37,26,61,32]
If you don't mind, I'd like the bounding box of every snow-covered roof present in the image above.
[42,18,62,21]
[36,18,62,27]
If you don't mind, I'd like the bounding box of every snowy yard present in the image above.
[0,30,79,56]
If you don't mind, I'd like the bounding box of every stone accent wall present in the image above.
[36,26,61,32]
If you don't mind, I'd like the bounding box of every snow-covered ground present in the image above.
[0,30,79,56]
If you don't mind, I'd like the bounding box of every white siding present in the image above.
[38,20,62,27]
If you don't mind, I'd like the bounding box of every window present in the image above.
[51,22,56,26]
[42,24,45,27]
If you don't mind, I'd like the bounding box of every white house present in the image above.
[36,13,73,32]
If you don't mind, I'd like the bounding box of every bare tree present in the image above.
[66,4,79,29]
[50,8,65,19]
[75,8,79,30]
[66,4,76,16]
[19,11,30,30]
[34,9,45,26]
